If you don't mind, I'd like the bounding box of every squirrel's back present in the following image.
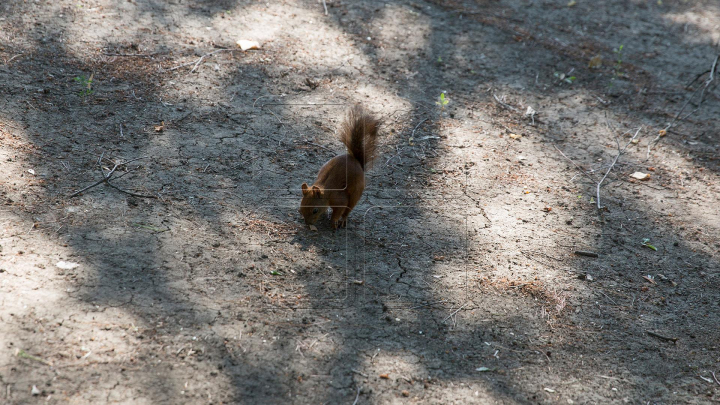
[338,105,380,171]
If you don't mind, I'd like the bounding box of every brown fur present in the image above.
[338,105,380,170]
[299,105,380,230]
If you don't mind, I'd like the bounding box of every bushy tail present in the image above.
[339,105,380,171]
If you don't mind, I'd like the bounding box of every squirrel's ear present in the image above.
[301,183,309,195]
[311,185,322,197]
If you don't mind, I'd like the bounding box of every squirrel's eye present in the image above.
[312,208,319,214]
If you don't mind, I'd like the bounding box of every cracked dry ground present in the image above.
[1,0,719,404]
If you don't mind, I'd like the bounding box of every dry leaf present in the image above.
[508,133,521,140]
[433,255,445,261]
[154,121,165,132]
[237,39,260,51]
[308,225,318,231]
[630,172,650,181]
[588,55,602,69]
[567,0,576,6]
[379,373,390,379]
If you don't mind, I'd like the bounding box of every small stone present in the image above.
[31,385,40,396]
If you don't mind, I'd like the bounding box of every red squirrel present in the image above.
[300,105,380,230]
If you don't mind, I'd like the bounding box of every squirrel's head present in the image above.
[299,183,328,225]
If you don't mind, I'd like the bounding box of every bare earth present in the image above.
[1,0,719,403]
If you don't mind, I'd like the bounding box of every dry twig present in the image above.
[442,303,468,323]
[554,145,599,184]
[69,154,155,198]
[596,126,642,209]
[556,124,641,210]
[103,52,158,58]
[411,117,429,138]
[5,54,23,64]
[492,93,519,112]
[163,49,234,73]
[647,54,719,158]
[646,330,678,343]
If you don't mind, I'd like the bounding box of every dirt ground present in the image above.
[0,0,719,403]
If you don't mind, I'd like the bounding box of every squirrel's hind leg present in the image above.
[330,207,345,231]
[340,195,361,228]
[339,208,351,228]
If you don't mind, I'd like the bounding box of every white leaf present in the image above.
[630,172,650,181]
[236,39,260,51]
[56,261,80,270]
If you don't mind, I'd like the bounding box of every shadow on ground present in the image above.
[0,0,718,403]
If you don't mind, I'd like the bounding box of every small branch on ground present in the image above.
[648,54,719,158]
[4,54,23,64]
[596,126,642,209]
[442,302,469,323]
[103,52,158,58]
[492,93,519,112]
[410,117,429,139]
[69,154,156,198]
[163,48,235,73]
[554,145,599,185]
[646,330,678,343]
[555,124,642,210]
[574,251,599,258]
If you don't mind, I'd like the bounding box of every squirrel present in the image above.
[300,105,380,230]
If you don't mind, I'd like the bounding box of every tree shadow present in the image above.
[1,0,719,403]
